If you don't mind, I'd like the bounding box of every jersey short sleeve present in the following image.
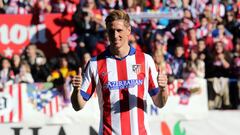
[146,54,160,97]
[80,61,96,101]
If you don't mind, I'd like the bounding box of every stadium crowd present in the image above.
[0,0,240,110]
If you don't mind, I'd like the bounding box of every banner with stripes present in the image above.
[0,84,25,123]
[36,88,62,117]
[27,83,63,117]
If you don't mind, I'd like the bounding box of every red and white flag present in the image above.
[40,95,62,117]
[26,83,64,118]
[0,84,24,123]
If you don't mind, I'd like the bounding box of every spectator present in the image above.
[231,41,240,79]
[35,0,51,13]
[0,58,14,89]
[51,0,66,13]
[141,22,155,54]
[196,16,210,39]
[203,3,212,21]
[212,23,233,51]
[50,42,80,71]
[11,54,21,75]
[72,0,104,53]
[181,8,196,30]
[153,49,173,84]
[98,0,124,9]
[170,45,185,79]
[224,11,238,43]
[146,0,163,10]
[0,0,5,13]
[165,0,182,9]
[82,0,103,22]
[145,0,170,30]
[65,0,78,14]
[183,28,198,58]
[48,56,76,103]
[209,41,231,78]
[21,44,50,82]
[126,0,145,11]
[197,39,208,61]
[229,41,240,109]
[75,41,88,58]
[50,0,77,14]
[189,0,208,18]
[15,61,34,83]
[207,41,232,109]
[32,0,52,24]
[5,0,32,14]
[236,1,240,19]
[48,56,76,86]
[21,44,46,65]
[183,47,205,80]
[151,32,168,53]
[206,0,225,20]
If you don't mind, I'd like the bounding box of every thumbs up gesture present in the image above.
[72,67,83,91]
[157,67,168,89]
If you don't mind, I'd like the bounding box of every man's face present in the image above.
[2,59,10,69]
[106,20,131,49]
[175,47,184,57]
[61,44,70,54]
[215,42,224,53]
[198,41,206,51]
[217,25,225,34]
[201,18,208,26]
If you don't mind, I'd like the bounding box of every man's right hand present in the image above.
[71,67,86,111]
[72,68,83,91]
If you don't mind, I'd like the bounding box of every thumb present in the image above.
[78,67,82,76]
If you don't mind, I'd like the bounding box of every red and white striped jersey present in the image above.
[196,26,208,39]
[80,46,159,135]
[207,3,225,18]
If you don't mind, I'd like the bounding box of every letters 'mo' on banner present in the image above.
[0,14,73,58]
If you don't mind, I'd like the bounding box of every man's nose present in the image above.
[113,31,119,38]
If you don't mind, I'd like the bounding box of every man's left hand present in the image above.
[157,67,168,89]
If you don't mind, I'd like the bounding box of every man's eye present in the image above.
[108,29,113,33]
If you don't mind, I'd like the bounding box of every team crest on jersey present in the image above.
[132,64,141,74]
[101,71,110,77]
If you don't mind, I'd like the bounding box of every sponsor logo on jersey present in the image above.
[104,79,143,90]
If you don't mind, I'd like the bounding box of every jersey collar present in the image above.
[105,45,136,60]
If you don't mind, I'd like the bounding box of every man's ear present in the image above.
[127,26,131,35]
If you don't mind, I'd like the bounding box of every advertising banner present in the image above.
[0,80,238,135]
[0,78,208,124]
[0,84,26,123]
[0,14,73,58]
[1,111,240,135]
[148,78,209,120]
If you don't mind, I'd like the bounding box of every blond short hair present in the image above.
[105,10,130,27]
